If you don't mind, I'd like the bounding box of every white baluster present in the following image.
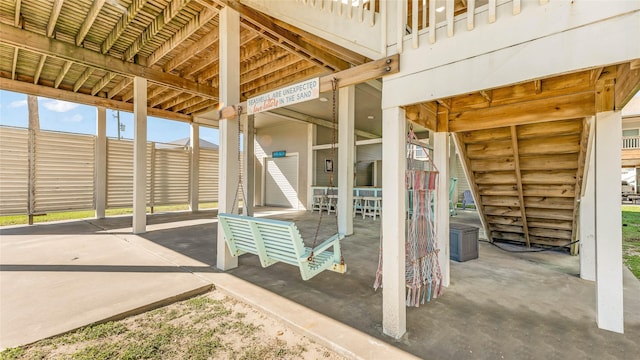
[488,0,496,23]
[513,0,521,15]
[428,0,436,44]
[370,0,377,26]
[446,0,454,37]
[467,0,475,30]
[412,0,418,48]
[397,0,405,52]
[422,0,427,30]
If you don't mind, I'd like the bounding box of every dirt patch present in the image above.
[1,290,345,360]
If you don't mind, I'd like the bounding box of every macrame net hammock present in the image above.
[373,127,443,307]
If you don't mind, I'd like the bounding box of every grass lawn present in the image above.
[0,291,343,360]
[0,203,218,227]
[621,205,640,279]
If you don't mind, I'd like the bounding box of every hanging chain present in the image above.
[309,78,343,265]
[231,105,247,215]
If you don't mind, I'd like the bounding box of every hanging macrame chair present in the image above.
[373,126,443,306]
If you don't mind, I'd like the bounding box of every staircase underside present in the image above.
[455,119,588,248]
[405,62,640,251]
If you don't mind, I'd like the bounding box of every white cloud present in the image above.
[42,100,79,112]
[9,99,27,108]
[64,114,83,123]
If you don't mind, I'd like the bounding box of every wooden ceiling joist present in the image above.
[54,60,72,88]
[0,24,217,98]
[150,89,180,108]
[107,77,132,99]
[72,67,94,92]
[33,55,46,85]
[143,6,217,66]
[46,0,64,37]
[123,0,191,62]
[100,0,147,54]
[162,24,218,72]
[91,72,116,95]
[75,0,105,46]
[14,0,21,27]
[11,48,18,80]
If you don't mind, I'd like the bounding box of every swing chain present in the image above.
[231,105,246,215]
[309,78,340,263]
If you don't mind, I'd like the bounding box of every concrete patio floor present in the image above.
[1,208,639,359]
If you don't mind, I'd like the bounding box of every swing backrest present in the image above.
[218,213,305,267]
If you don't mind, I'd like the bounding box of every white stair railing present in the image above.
[398,0,550,52]
[296,0,378,26]
[623,136,640,149]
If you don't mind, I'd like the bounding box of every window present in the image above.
[622,129,639,137]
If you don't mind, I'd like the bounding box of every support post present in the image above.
[190,123,200,212]
[307,124,316,210]
[381,106,406,339]
[580,120,595,281]
[338,85,355,235]
[95,106,107,219]
[217,5,240,271]
[434,132,450,287]
[242,114,255,217]
[594,110,624,333]
[132,76,147,234]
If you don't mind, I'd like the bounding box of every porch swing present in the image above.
[217,79,347,281]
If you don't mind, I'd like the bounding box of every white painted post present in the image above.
[580,122,595,281]
[381,106,406,339]
[434,132,450,287]
[243,114,255,217]
[190,123,200,212]
[594,110,624,333]
[132,77,147,234]
[307,124,316,210]
[217,6,240,271]
[95,106,106,219]
[338,85,355,235]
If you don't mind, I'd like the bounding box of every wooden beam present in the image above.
[242,66,322,98]
[91,72,116,95]
[510,126,531,247]
[11,47,18,80]
[33,55,46,85]
[189,31,258,80]
[123,0,191,61]
[184,99,216,114]
[615,61,640,110]
[318,54,399,92]
[54,61,72,88]
[173,96,204,112]
[107,78,132,99]
[479,90,492,103]
[163,26,218,72]
[14,0,21,27]
[0,24,217,98]
[73,68,94,92]
[269,108,379,139]
[101,0,147,54]
[270,17,368,66]
[76,0,105,46]
[596,77,615,112]
[215,0,350,71]
[448,92,595,132]
[144,7,217,66]
[46,0,65,37]
[0,77,191,122]
[163,93,193,110]
[150,90,180,107]
[405,102,437,131]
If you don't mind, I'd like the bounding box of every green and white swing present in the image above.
[218,80,346,280]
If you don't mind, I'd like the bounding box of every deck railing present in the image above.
[623,136,640,149]
[296,0,378,26]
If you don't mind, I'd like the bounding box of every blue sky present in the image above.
[0,90,219,144]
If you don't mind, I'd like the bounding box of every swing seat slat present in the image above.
[218,213,347,280]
